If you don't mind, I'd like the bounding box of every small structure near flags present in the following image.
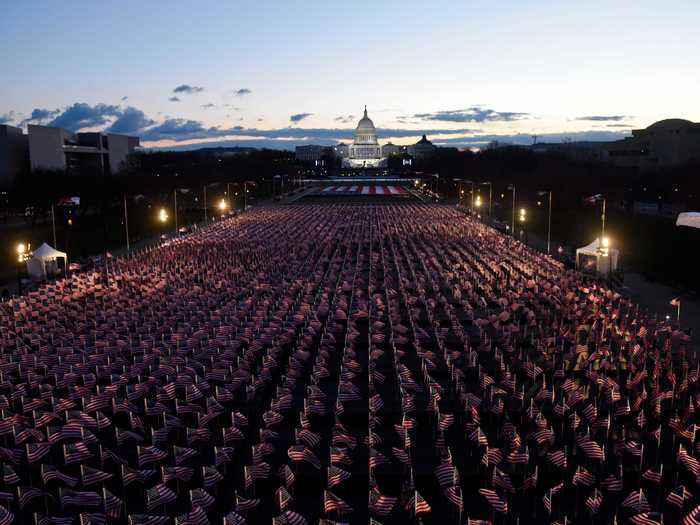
[575,237,619,275]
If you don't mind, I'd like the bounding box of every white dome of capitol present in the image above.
[355,106,376,133]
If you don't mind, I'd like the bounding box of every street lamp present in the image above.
[158,208,168,223]
[507,184,516,235]
[599,236,611,282]
[16,243,30,296]
[480,181,492,217]
[536,190,553,254]
[463,180,475,212]
[218,198,228,216]
[518,208,527,243]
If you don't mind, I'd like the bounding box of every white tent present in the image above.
[676,212,700,229]
[575,238,619,275]
[26,243,67,280]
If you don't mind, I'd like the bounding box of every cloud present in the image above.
[290,113,312,123]
[173,84,204,95]
[143,119,209,141]
[334,115,355,124]
[144,124,479,144]
[407,107,530,123]
[48,103,121,131]
[142,119,244,142]
[121,96,129,101]
[105,107,155,135]
[430,130,629,148]
[233,88,251,96]
[19,108,61,126]
[0,111,16,125]
[201,103,216,109]
[606,123,633,128]
[168,96,181,102]
[575,115,630,122]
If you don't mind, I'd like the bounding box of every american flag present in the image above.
[368,490,397,517]
[323,490,353,515]
[668,485,692,508]
[146,484,177,512]
[103,488,124,518]
[478,488,507,514]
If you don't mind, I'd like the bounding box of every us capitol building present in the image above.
[295,106,438,167]
[340,106,386,168]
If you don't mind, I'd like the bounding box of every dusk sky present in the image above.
[1,0,699,149]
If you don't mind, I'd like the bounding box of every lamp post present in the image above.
[123,195,130,253]
[537,190,553,254]
[158,208,169,239]
[480,181,492,217]
[173,189,178,236]
[16,243,30,296]
[243,181,247,212]
[463,180,475,212]
[518,208,527,243]
[203,185,208,224]
[508,184,516,234]
[475,194,483,219]
[601,197,607,245]
[51,205,57,247]
[218,198,228,218]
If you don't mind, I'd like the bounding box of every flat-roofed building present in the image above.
[295,145,332,163]
[28,125,140,175]
[606,118,700,171]
[0,124,28,185]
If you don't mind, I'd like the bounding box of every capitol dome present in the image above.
[354,106,378,145]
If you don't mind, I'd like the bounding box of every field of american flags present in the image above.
[311,184,410,196]
[0,202,697,524]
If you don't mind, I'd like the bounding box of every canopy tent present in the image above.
[575,238,619,275]
[676,212,700,229]
[26,243,67,280]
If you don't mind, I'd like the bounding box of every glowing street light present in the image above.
[158,208,168,223]
[15,242,31,296]
[519,208,527,223]
[218,198,228,214]
[475,195,482,208]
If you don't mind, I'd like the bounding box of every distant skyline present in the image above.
[2,0,699,150]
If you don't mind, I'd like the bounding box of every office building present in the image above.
[0,124,28,185]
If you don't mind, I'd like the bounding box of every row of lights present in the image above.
[158,198,229,223]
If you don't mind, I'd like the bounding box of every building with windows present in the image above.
[0,125,28,185]
[295,106,444,168]
[605,118,700,171]
[0,124,139,180]
[342,106,386,168]
[381,142,402,157]
[295,144,332,163]
[408,134,438,159]
[28,125,140,175]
